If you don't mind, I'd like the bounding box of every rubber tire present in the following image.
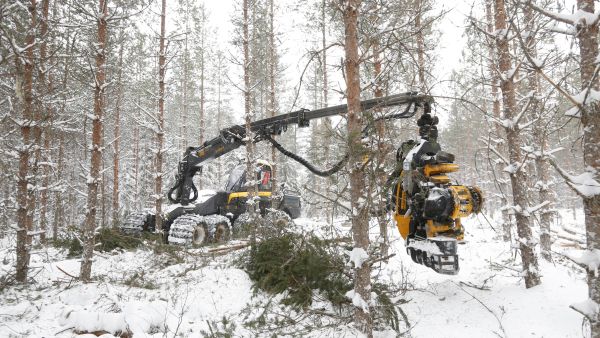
[192,222,210,246]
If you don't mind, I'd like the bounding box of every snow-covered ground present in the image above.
[0,210,590,337]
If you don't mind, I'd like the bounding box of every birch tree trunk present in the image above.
[15,0,37,283]
[343,0,373,335]
[155,0,166,233]
[80,0,108,282]
[494,0,540,288]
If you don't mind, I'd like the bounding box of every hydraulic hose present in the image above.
[264,134,348,177]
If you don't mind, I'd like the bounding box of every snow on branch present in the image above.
[566,249,600,276]
[570,299,600,322]
[521,146,564,160]
[565,88,600,118]
[528,2,600,26]
[547,158,600,198]
[345,247,369,269]
[481,138,510,166]
[526,201,551,214]
[345,289,370,313]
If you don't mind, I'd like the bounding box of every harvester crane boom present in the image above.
[168,92,433,205]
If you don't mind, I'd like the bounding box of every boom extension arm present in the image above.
[168,92,433,205]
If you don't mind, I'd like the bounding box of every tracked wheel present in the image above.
[262,210,292,238]
[232,212,252,238]
[120,212,149,236]
[407,247,419,263]
[168,214,207,246]
[203,215,231,243]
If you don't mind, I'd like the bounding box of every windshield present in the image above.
[224,163,273,192]
[225,165,246,192]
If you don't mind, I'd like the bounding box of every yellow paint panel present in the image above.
[423,163,459,177]
[394,214,411,240]
[429,175,450,184]
[228,191,272,203]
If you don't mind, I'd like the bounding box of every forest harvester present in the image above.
[122,92,483,275]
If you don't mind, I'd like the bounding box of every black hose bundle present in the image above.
[264,134,348,177]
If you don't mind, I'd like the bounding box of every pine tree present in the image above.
[81,0,109,282]
[155,0,166,233]
[242,0,258,227]
[493,0,540,288]
[15,0,38,283]
[342,0,373,335]
[527,0,600,332]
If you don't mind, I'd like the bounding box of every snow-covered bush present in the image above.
[245,233,351,308]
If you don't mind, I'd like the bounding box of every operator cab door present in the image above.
[225,165,247,193]
[256,161,272,192]
[224,162,273,193]
[223,162,273,217]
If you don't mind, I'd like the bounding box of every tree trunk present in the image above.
[53,36,71,242]
[15,0,37,283]
[494,0,540,288]
[486,0,511,242]
[80,0,108,282]
[199,7,206,149]
[53,132,65,241]
[268,0,277,194]
[415,0,427,92]
[38,0,52,244]
[575,0,600,334]
[112,39,124,228]
[371,5,389,259]
[321,0,334,222]
[523,4,554,261]
[198,11,205,191]
[155,0,166,233]
[343,0,373,336]
[181,28,189,150]
[216,51,223,185]
[243,0,258,226]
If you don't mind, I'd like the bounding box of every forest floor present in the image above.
[0,209,590,338]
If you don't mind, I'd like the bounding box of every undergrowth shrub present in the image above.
[53,227,144,257]
[245,233,352,308]
[245,233,410,332]
[96,227,143,252]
